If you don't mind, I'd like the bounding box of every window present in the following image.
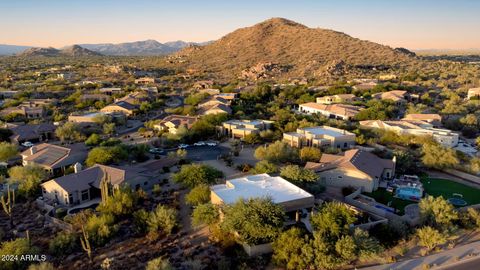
[81,189,89,201]
[144,181,148,186]
[338,175,343,179]
[68,194,73,205]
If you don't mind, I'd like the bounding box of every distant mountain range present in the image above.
[0,39,211,56]
[17,45,102,57]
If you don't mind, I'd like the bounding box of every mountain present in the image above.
[79,40,177,56]
[0,44,33,55]
[164,40,213,50]
[175,18,418,79]
[18,45,101,57]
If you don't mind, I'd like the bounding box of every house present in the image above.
[21,143,88,176]
[360,119,459,147]
[116,91,153,105]
[198,88,220,95]
[316,94,358,104]
[40,164,158,206]
[8,123,56,144]
[467,88,480,100]
[210,174,314,212]
[100,101,138,116]
[372,90,409,105]
[214,93,238,101]
[154,115,199,134]
[79,94,111,103]
[57,73,75,80]
[134,77,157,84]
[305,149,395,192]
[0,105,45,119]
[402,114,442,127]
[68,111,111,124]
[99,87,124,96]
[0,90,19,99]
[353,82,378,91]
[283,126,356,149]
[193,80,214,90]
[199,103,232,115]
[219,119,274,139]
[299,103,362,120]
[198,96,230,108]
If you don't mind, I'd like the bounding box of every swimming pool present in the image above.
[395,186,423,202]
[448,197,467,206]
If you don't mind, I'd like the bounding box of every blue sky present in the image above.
[1,0,479,49]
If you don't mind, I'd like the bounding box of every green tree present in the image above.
[280,165,318,183]
[84,213,118,246]
[172,164,223,188]
[27,262,56,270]
[252,160,279,174]
[0,238,39,270]
[103,123,116,135]
[185,184,210,206]
[8,164,48,198]
[97,186,136,218]
[55,122,84,143]
[49,231,78,257]
[299,147,322,162]
[221,198,284,245]
[421,142,459,169]
[272,227,314,270]
[147,205,177,238]
[254,141,298,163]
[191,203,219,227]
[416,226,447,251]
[0,142,18,162]
[310,202,357,242]
[145,257,173,270]
[85,133,101,146]
[419,196,458,229]
[335,235,357,261]
[243,133,261,145]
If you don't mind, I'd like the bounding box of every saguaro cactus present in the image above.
[80,225,92,262]
[100,171,111,203]
[1,185,15,228]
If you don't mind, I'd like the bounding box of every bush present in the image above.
[85,214,118,246]
[49,232,78,257]
[145,257,174,270]
[185,184,210,206]
[147,205,177,239]
[191,203,219,227]
[172,164,223,188]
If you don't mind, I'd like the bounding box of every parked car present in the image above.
[178,144,189,149]
[206,142,217,146]
[22,141,34,147]
[148,148,165,154]
[194,141,206,146]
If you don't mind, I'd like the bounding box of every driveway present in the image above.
[361,240,480,270]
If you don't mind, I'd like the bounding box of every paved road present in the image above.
[438,257,480,270]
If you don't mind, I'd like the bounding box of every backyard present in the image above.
[365,177,480,214]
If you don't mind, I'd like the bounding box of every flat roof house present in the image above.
[360,119,459,147]
[210,174,314,212]
[316,94,358,105]
[21,143,88,177]
[467,87,480,100]
[219,119,274,139]
[305,149,395,193]
[299,103,362,120]
[283,126,356,149]
[99,87,124,96]
[154,115,199,134]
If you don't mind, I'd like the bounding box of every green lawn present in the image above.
[421,178,480,205]
[365,178,480,214]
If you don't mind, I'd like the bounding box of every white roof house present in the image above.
[210,174,314,212]
[283,126,356,149]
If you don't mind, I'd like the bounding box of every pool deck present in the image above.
[67,198,101,215]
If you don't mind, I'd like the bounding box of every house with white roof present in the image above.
[210,174,314,212]
[219,119,274,139]
[467,87,480,100]
[283,126,356,149]
[360,119,459,147]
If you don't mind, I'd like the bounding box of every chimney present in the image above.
[30,146,37,155]
[73,162,82,173]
